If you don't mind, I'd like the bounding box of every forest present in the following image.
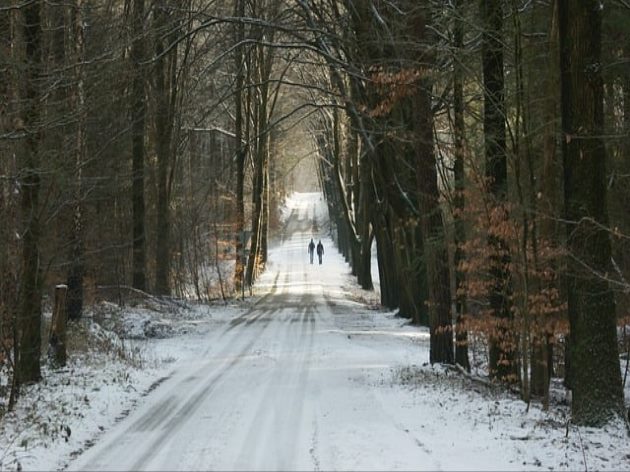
[1,0,629,440]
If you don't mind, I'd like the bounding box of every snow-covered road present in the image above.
[65,192,629,472]
[69,193,437,471]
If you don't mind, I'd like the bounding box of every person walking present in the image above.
[316,240,324,265]
[308,238,315,264]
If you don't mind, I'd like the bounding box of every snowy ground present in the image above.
[1,191,629,471]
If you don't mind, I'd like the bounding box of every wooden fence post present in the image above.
[48,284,68,367]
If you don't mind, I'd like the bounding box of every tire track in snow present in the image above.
[232,313,295,468]
[231,281,303,465]
[231,260,317,469]
[71,270,285,471]
[393,421,442,470]
[272,296,316,470]
[225,271,281,330]
[281,298,317,468]
[127,274,290,470]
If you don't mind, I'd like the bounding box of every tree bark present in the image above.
[480,0,515,381]
[452,0,470,371]
[233,0,246,293]
[373,206,398,309]
[18,0,44,384]
[245,41,268,286]
[48,285,68,368]
[412,7,453,364]
[357,149,374,291]
[261,129,273,266]
[416,91,453,363]
[131,0,147,291]
[0,5,19,401]
[66,0,86,320]
[531,1,559,401]
[245,1,276,287]
[154,0,177,296]
[558,0,624,426]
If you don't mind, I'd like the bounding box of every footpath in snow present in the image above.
[1,192,628,471]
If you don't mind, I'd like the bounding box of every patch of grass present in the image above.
[66,316,148,370]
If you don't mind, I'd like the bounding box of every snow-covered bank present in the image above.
[0,300,246,471]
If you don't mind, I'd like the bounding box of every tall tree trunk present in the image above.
[233,0,246,293]
[357,149,374,291]
[413,7,453,364]
[245,6,277,285]
[131,0,147,291]
[531,1,559,402]
[261,136,270,265]
[329,108,363,278]
[373,206,398,309]
[245,80,266,286]
[452,0,470,371]
[18,0,43,385]
[2,4,21,407]
[481,0,515,381]
[66,0,86,320]
[416,90,453,364]
[392,216,427,325]
[246,154,264,286]
[558,0,624,426]
[154,0,177,296]
[371,133,427,325]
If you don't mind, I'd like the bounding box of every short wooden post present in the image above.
[48,284,68,367]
